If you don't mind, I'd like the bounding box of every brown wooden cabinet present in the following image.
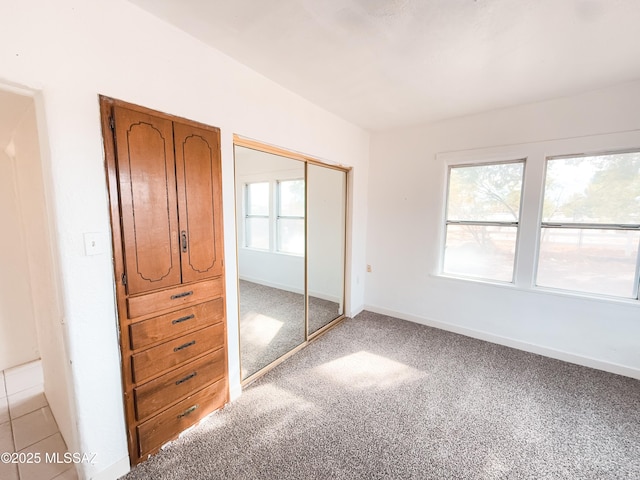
[113,106,223,295]
[101,97,228,465]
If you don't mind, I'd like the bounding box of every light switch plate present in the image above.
[83,232,105,256]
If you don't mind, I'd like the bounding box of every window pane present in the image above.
[448,162,524,222]
[245,217,269,250]
[443,225,517,282]
[279,179,305,217]
[537,228,640,298]
[277,218,304,255]
[246,182,269,216]
[543,152,640,224]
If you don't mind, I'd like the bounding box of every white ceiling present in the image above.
[128,0,640,131]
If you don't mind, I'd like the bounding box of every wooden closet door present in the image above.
[114,106,182,295]
[174,122,224,283]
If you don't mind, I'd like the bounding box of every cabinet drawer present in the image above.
[131,323,225,383]
[137,378,227,457]
[127,277,223,319]
[129,298,224,350]
[135,348,226,420]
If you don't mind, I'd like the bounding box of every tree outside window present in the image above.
[537,151,640,299]
[443,160,525,282]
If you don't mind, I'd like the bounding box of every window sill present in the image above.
[240,246,304,258]
[432,273,517,290]
[430,273,639,307]
[531,285,640,307]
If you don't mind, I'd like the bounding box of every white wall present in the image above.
[367,81,640,379]
[0,1,369,478]
[0,146,39,369]
[238,249,304,293]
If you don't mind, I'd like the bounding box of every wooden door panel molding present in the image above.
[174,122,223,283]
[180,133,216,274]
[114,106,181,295]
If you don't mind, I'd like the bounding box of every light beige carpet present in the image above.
[124,311,640,480]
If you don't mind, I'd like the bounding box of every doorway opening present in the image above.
[0,85,77,479]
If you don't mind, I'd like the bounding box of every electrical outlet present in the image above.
[366,264,372,273]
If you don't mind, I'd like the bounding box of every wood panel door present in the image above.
[114,106,181,295]
[174,122,224,284]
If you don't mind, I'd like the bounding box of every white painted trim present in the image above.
[239,274,304,295]
[238,275,341,304]
[89,456,130,480]
[0,81,37,97]
[363,304,640,380]
[309,291,341,304]
[347,304,364,319]
[437,147,530,166]
[229,382,243,402]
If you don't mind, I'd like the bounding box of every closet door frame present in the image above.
[233,134,350,386]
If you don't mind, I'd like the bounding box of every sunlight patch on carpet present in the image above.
[314,350,423,389]
[241,312,284,345]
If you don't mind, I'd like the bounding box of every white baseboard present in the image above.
[364,304,640,380]
[309,291,342,304]
[348,304,365,319]
[239,275,342,304]
[239,275,303,295]
[229,382,242,402]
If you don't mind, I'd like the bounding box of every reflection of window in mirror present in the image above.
[241,178,306,256]
[277,179,305,256]
[244,182,269,250]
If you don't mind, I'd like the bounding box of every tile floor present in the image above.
[0,361,78,480]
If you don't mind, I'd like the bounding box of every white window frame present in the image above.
[240,176,306,257]
[436,131,640,305]
[440,157,526,284]
[535,149,640,300]
[243,181,270,251]
[276,178,305,256]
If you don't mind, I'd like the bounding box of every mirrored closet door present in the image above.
[234,140,347,382]
[307,164,346,334]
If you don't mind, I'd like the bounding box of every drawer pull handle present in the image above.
[174,340,196,352]
[172,314,195,325]
[171,291,193,300]
[177,404,199,419]
[175,372,197,385]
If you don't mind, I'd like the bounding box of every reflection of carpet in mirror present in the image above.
[239,280,340,379]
